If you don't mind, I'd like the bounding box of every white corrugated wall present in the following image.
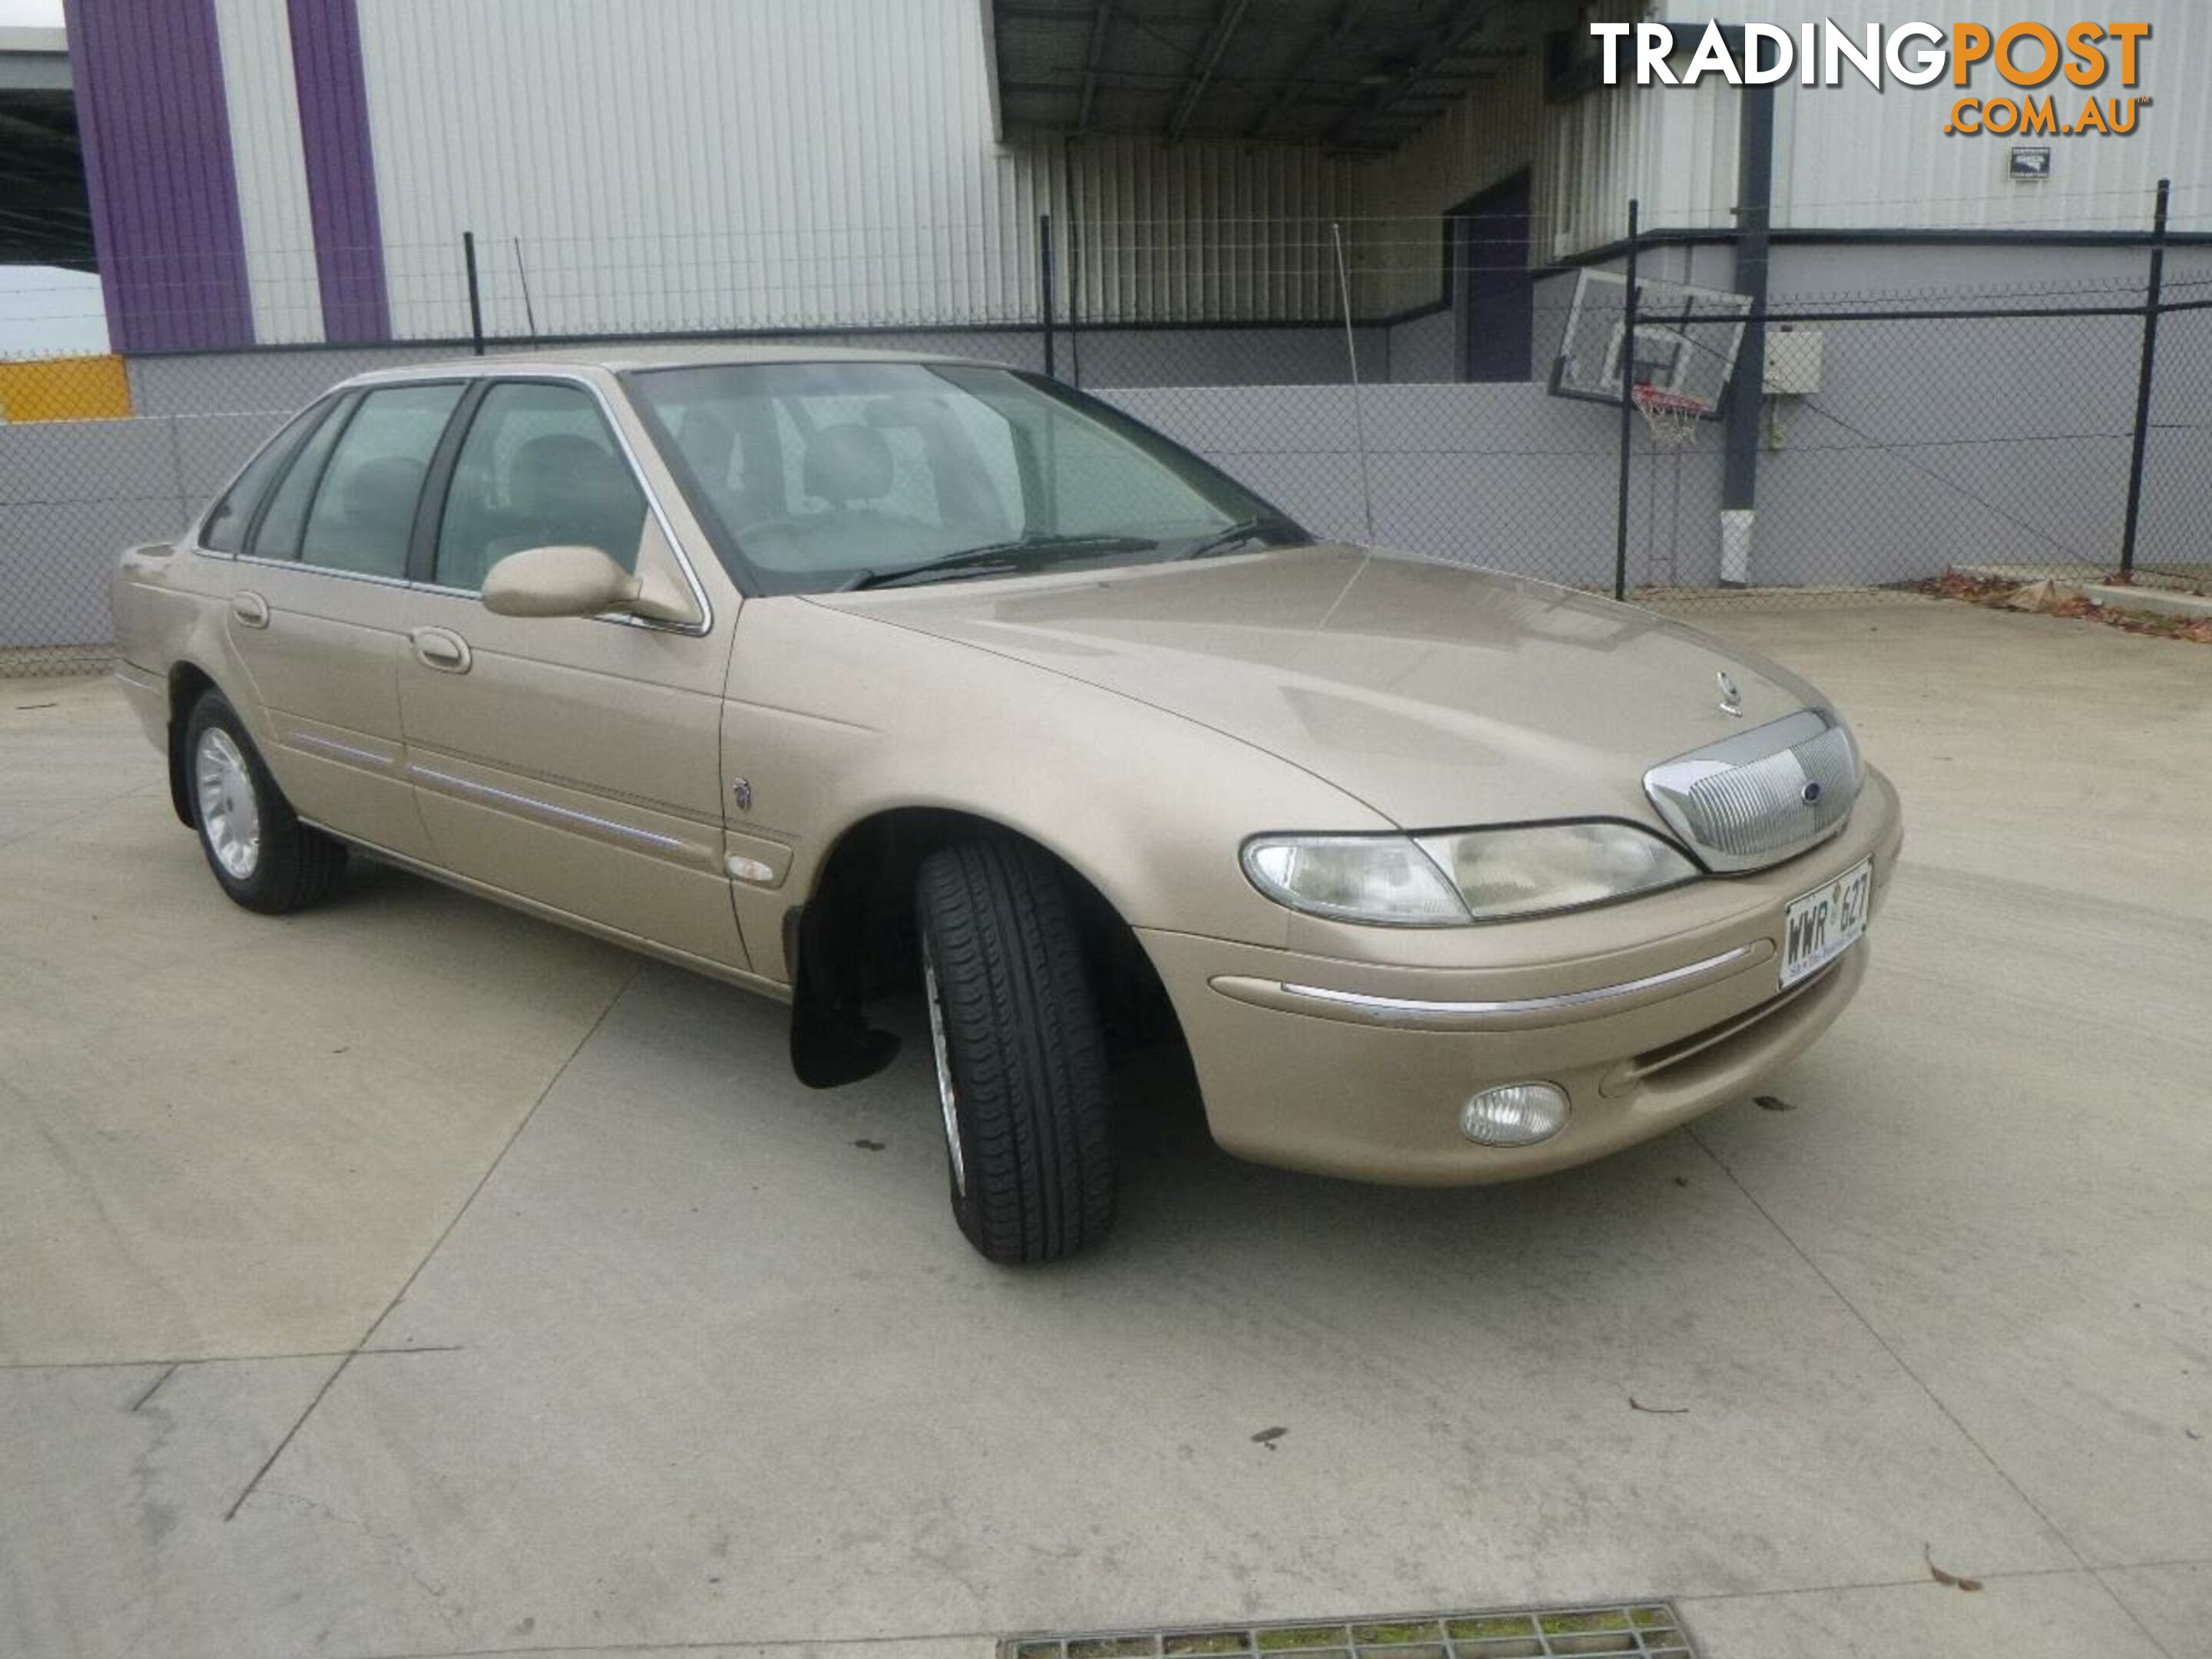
[1745,0,2211,236]
[239,0,2212,339]
[211,0,325,343]
[358,0,1044,338]
[1355,55,1548,315]
[1548,0,2212,253]
[353,0,1378,338]
[1062,135,1367,324]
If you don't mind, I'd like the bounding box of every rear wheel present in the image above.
[184,691,347,913]
[915,839,1115,1264]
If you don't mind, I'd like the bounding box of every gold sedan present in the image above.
[111,348,1902,1263]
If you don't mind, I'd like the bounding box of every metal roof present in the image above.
[985,0,1556,151]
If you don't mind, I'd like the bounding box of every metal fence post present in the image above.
[2118,177,2170,582]
[462,231,485,356]
[1612,198,1641,603]
[1038,212,1056,379]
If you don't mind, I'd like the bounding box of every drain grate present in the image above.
[1002,1601,1695,1659]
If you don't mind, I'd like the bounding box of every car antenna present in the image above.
[1331,220,1376,544]
[512,238,539,339]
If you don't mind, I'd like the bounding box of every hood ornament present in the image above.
[1716,671,1743,718]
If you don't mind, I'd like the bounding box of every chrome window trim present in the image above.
[223,550,412,587]
[199,372,718,640]
[1210,942,1761,1031]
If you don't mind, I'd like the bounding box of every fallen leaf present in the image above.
[1924,1544,1983,1591]
[1250,1426,1289,1447]
[851,1137,885,1151]
[1629,1397,1689,1415]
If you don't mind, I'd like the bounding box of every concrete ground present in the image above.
[2,598,2207,1659]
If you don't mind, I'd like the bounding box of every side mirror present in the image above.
[480,545,641,619]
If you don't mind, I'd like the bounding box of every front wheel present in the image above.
[915,839,1116,1264]
[184,691,347,914]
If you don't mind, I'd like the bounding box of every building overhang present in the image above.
[980,0,1565,151]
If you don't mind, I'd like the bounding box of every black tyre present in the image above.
[916,839,1115,1263]
[183,691,348,914]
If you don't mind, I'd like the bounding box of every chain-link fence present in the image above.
[6,200,2209,677]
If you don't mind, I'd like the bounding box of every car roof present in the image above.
[339,342,1011,389]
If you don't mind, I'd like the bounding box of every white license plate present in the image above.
[1781,857,1873,988]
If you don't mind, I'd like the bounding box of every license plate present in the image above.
[1781,857,1873,988]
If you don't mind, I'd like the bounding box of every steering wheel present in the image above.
[735,517,810,548]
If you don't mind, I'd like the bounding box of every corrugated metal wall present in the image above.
[1551,0,2212,253]
[1356,55,1547,316]
[211,0,323,343]
[350,0,1373,339]
[177,0,2212,339]
[1750,0,2211,237]
[1062,136,1367,324]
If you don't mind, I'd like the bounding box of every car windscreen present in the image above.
[621,360,1306,595]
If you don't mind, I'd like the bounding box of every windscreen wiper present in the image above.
[839,532,1158,591]
[1179,518,1306,561]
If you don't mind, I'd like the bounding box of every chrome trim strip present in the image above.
[1244,943,1761,1025]
[408,763,703,855]
[285,731,394,767]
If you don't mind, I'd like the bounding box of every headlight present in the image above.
[1240,834,1469,926]
[1417,822,1699,921]
[1242,822,1697,926]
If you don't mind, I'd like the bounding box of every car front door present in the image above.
[393,376,747,974]
[220,381,465,861]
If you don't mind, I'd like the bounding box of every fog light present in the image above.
[1459,1082,1570,1147]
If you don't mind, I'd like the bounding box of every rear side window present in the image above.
[200,400,332,553]
[296,383,463,578]
[251,395,356,561]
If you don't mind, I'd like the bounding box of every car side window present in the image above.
[250,394,356,562]
[201,399,333,553]
[293,383,463,578]
[434,382,648,591]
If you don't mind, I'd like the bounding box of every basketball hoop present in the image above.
[1632,385,1711,451]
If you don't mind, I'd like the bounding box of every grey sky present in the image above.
[0,0,64,28]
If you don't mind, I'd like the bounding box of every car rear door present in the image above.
[392,375,747,974]
[221,381,465,860]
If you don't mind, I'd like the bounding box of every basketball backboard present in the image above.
[1548,268,1753,420]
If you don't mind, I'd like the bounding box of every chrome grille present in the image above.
[1644,709,1859,873]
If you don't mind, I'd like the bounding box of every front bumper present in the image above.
[1138,767,1902,1184]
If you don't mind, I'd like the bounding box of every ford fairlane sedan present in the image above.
[111,347,1901,1263]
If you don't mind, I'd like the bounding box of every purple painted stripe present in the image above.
[287,0,389,342]
[64,0,256,352]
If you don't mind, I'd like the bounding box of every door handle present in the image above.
[410,626,472,674]
[232,590,270,629]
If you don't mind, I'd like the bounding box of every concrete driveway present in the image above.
[2,598,2207,1659]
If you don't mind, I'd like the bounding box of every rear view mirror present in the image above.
[481,545,641,618]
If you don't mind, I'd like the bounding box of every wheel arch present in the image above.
[785,804,1170,1088]
[164,660,223,826]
